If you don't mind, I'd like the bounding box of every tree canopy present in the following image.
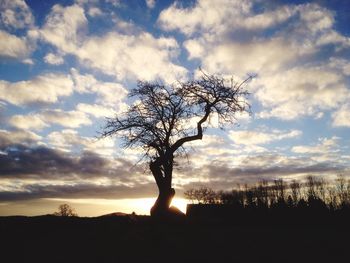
[102,72,251,158]
[101,71,252,217]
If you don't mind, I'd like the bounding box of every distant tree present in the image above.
[54,204,78,217]
[199,187,217,204]
[286,195,294,208]
[256,180,269,208]
[327,187,337,211]
[335,174,350,208]
[185,187,217,204]
[219,188,244,207]
[274,179,286,202]
[244,184,256,208]
[304,176,328,210]
[185,177,350,215]
[101,71,251,218]
[184,188,196,204]
[297,198,308,210]
[305,175,318,201]
[290,180,301,206]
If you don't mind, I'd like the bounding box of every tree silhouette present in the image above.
[185,187,217,204]
[185,176,350,217]
[54,203,77,217]
[101,72,251,218]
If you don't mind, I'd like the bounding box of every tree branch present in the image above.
[171,105,211,152]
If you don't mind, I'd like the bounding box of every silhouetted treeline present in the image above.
[185,175,350,211]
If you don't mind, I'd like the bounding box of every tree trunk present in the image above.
[150,185,176,217]
[149,156,184,218]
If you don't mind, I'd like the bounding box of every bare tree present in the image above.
[184,188,196,204]
[197,187,217,204]
[290,180,301,206]
[274,179,286,202]
[335,174,350,208]
[54,204,77,217]
[101,72,251,218]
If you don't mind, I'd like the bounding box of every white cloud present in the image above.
[70,68,97,93]
[105,0,121,7]
[0,73,74,106]
[0,0,37,63]
[183,39,205,59]
[0,30,30,59]
[160,0,350,121]
[75,31,186,82]
[186,37,312,75]
[40,4,187,82]
[297,3,337,36]
[94,82,129,107]
[87,7,103,17]
[48,129,115,155]
[329,58,350,76]
[188,134,227,148]
[159,1,318,38]
[44,52,64,65]
[0,0,34,29]
[255,67,350,120]
[9,109,92,130]
[1,68,128,129]
[70,68,128,107]
[332,104,350,128]
[22,58,34,65]
[76,103,116,118]
[9,114,48,131]
[48,129,87,151]
[158,0,252,35]
[146,0,156,9]
[40,4,87,54]
[8,109,92,130]
[316,30,350,48]
[242,6,297,30]
[229,129,301,145]
[292,137,339,154]
[159,1,337,42]
[0,129,42,146]
[75,0,99,5]
[40,109,92,128]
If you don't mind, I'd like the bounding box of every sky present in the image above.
[0,0,350,216]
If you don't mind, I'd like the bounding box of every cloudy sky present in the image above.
[0,0,349,216]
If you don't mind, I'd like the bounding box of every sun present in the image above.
[130,197,188,215]
[170,198,188,214]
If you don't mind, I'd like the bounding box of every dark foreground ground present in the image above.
[1,214,349,263]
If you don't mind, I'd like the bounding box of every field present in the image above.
[1,214,349,263]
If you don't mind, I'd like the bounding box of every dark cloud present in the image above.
[0,143,142,179]
[0,134,157,201]
[206,162,345,180]
[0,140,348,201]
[0,182,157,201]
[0,140,155,201]
[176,154,348,191]
[0,129,40,148]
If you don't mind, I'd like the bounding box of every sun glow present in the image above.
[120,197,188,215]
[171,198,188,214]
[32,197,189,217]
